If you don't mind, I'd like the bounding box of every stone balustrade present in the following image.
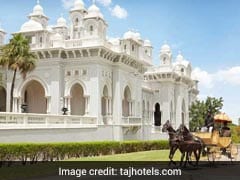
[0,112,97,129]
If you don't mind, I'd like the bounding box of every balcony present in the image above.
[122,117,142,126]
[0,112,97,129]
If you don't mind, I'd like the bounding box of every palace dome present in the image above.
[86,4,104,19]
[33,4,44,15]
[123,31,142,41]
[57,17,67,27]
[144,39,152,47]
[176,53,184,62]
[20,19,43,32]
[72,0,85,10]
[161,43,171,52]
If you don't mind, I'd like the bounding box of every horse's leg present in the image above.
[184,151,189,168]
[168,146,174,166]
[171,146,178,166]
[180,150,185,167]
[195,146,202,166]
[169,145,178,166]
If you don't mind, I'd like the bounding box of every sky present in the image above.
[0,0,239,124]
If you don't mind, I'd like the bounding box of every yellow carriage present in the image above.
[193,113,238,162]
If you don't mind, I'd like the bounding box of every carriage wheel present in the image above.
[230,144,238,161]
[207,147,221,163]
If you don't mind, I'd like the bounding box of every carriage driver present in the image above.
[204,111,214,132]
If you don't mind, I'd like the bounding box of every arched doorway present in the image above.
[182,100,186,125]
[0,86,6,112]
[154,103,161,126]
[23,80,47,114]
[101,85,108,116]
[70,84,85,115]
[142,100,145,118]
[122,86,131,117]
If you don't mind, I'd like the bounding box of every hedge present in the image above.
[0,140,168,165]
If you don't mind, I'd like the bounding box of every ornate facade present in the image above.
[0,0,199,142]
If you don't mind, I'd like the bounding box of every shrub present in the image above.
[0,140,169,163]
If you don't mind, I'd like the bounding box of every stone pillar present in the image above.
[13,97,17,113]
[85,96,90,115]
[46,96,51,114]
[65,96,71,115]
[18,97,22,113]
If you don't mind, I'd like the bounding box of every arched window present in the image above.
[142,100,145,118]
[132,45,135,51]
[70,84,85,116]
[23,80,47,114]
[101,85,108,116]
[181,68,184,73]
[154,103,161,126]
[122,86,131,117]
[39,37,43,43]
[90,25,94,35]
[74,18,79,26]
[147,101,150,118]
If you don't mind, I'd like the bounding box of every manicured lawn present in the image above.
[68,150,182,161]
[0,150,187,180]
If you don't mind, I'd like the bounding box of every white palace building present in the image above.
[0,0,199,142]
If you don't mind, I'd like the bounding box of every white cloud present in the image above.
[110,5,128,19]
[61,0,75,9]
[216,66,240,86]
[192,67,214,89]
[96,0,112,7]
[192,66,240,89]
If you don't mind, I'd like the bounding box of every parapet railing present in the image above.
[0,112,97,129]
[122,117,142,126]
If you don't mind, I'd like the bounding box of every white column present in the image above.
[18,97,22,113]
[85,96,89,115]
[66,96,71,115]
[46,96,51,114]
[13,98,16,112]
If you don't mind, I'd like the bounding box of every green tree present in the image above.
[189,97,224,131]
[0,33,37,112]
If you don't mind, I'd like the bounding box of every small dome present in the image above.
[20,19,43,32]
[57,17,67,27]
[72,0,85,10]
[123,31,141,41]
[33,4,43,15]
[144,39,152,47]
[86,4,104,19]
[161,43,171,52]
[176,52,184,62]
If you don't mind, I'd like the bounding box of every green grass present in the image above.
[68,150,182,161]
[0,150,181,180]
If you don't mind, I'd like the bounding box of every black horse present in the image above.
[162,120,179,166]
[177,124,204,167]
[162,121,204,167]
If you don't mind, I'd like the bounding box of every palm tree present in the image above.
[0,33,37,112]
